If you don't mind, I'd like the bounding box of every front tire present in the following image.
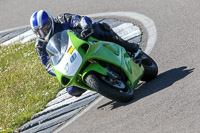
[84,72,134,103]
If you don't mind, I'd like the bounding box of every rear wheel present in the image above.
[84,72,134,103]
[140,52,158,81]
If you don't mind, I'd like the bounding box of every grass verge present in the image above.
[0,42,62,132]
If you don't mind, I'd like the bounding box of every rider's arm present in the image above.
[54,13,93,29]
[69,14,93,29]
[35,40,56,76]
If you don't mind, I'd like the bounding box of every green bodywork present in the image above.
[52,30,144,91]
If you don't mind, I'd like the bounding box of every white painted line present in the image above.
[21,34,36,44]
[113,23,134,32]
[113,23,141,40]
[43,91,96,112]
[0,25,30,34]
[54,11,157,133]
[2,30,35,46]
[122,30,141,40]
[46,93,72,107]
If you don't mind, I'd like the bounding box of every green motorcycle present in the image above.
[46,30,158,103]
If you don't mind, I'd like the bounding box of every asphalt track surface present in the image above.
[1,0,200,133]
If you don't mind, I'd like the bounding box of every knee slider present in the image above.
[66,86,86,96]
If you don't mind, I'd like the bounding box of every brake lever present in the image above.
[134,49,142,58]
[82,31,94,40]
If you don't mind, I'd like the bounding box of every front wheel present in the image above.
[84,72,134,103]
[140,52,158,81]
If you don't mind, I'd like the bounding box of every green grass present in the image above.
[0,42,63,132]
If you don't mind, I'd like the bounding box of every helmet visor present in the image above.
[35,18,52,38]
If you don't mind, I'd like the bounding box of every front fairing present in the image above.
[46,30,82,78]
[47,30,96,90]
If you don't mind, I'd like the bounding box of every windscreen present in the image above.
[46,30,69,65]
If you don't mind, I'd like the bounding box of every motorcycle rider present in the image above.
[30,10,139,97]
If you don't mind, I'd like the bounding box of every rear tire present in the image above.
[140,52,158,81]
[84,72,134,103]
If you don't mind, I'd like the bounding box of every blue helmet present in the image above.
[30,10,54,42]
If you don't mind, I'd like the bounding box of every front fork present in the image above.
[131,49,147,66]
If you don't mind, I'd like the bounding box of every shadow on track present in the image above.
[97,66,194,110]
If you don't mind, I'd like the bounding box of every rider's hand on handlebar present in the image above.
[80,28,93,39]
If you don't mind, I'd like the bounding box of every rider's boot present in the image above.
[96,22,140,53]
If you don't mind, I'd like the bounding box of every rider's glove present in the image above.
[80,28,93,39]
